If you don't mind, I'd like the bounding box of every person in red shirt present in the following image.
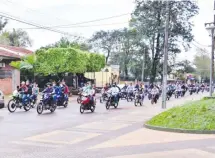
[62,81,70,97]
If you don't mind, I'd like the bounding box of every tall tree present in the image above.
[8,29,32,47]
[193,48,210,80]
[0,17,7,32]
[89,30,119,64]
[131,0,199,83]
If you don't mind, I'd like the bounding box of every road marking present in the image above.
[108,149,215,158]
[25,130,100,145]
[11,141,63,148]
[90,128,215,149]
[75,121,131,131]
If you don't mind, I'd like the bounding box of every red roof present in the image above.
[0,44,33,59]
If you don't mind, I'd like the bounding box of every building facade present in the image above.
[0,44,33,94]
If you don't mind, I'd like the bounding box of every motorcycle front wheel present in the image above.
[8,99,17,113]
[77,96,81,104]
[114,102,118,109]
[50,104,57,113]
[64,100,68,108]
[37,103,43,114]
[91,105,95,112]
[106,101,110,110]
[80,104,85,114]
[151,99,154,105]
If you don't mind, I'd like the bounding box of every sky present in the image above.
[0,0,214,62]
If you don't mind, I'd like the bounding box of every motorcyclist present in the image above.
[151,85,159,101]
[181,82,186,96]
[86,84,95,104]
[32,83,39,99]
[108,84,119,103]
[62,81,70,97]
[43,83,56,106]
[103,83,109,92]
[26,81,33,97]
[126,83,134,97]
[18,81,28,102]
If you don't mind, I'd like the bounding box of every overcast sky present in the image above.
[0,0,214,62]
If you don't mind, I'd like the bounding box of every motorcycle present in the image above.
[166,89,174,101]
[196,87,200,94]
[100,89,108,103]
[56,93,68,108]
[175,90,181,98]
[30,94,38,108]
[134,91,143,106]
[8,90,32,113]
[77,90,83,104]
[127,91,134,102]
[106,93,119,110]
[151,93,158,104]
[36,93,57,114]
[80,95,96,114]
[120,89,127,100]
[189,87,196,95]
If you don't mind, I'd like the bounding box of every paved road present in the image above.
[0,93,214,158]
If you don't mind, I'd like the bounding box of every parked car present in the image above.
[0,90,4,109]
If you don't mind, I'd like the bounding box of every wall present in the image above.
[0,78,12,94]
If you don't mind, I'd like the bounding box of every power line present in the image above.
[13,22,129,30]
[2,0,71,24]
[26,13,131,29]
[193,40,210,47]
[0,12,76,36]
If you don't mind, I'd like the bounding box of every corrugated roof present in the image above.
[0,44,33,59]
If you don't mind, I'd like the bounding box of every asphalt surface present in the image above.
[0,92,213,158]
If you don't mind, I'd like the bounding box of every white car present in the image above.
[0,90,4,109]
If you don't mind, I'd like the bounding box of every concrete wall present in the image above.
[0,78,12,94]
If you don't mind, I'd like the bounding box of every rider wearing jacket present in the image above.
[126,83,134,94]
[43,83,56,106]
[108,84,119,102]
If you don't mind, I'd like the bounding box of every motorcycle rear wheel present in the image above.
[50,104,57,113]
[24,104,31,112]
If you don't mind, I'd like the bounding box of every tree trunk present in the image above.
[150,3,161,84]
[106,49,110,64]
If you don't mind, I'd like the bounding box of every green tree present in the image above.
[193,48,210,80]
[41,37,91,51]
[0,17,7,32]
[6,29,32,47]
[131,0,199,83]
[89,30,120,64]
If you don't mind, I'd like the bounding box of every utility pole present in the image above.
[213,0,215,92]
[141,48,145,82]
[210,29,215,96]
[162,1,170,109]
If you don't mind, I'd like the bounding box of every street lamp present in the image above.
[205,22,215,97]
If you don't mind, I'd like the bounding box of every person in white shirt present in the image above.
[126,83,134,97]
[151,86,159,100]
[108,84,119,102]
[86,85,95,104]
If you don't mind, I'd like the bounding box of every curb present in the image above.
[144,123,215,134]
